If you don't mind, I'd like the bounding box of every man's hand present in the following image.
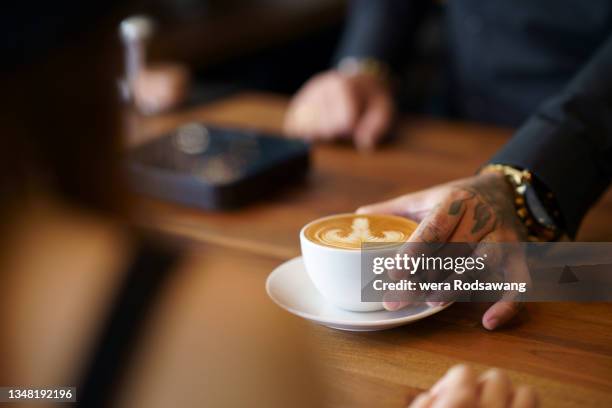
[408,365,538,408]
[133,63,190,115]
[358,172,529,330]
[283,70,394,150]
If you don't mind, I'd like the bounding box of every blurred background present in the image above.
[3,0,448,137]
[111,0,441,111]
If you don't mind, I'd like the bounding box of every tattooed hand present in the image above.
[357,172,528,330]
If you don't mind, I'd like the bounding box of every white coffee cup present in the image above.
[300,214,413,312]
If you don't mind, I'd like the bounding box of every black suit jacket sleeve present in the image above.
[489,35,612,238]
[333,0,423,70]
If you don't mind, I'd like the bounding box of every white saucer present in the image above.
[266,257,452,332]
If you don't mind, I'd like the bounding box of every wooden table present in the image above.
[135,93,612,407]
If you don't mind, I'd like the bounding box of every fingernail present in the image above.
[484,317,499,330]
[384,301,401,311]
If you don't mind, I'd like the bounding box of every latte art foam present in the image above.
[305,214,417,249]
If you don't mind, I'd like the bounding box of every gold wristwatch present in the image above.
[481,164,563,242]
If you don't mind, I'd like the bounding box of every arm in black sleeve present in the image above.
[489,35,612,238]
[333,0,425,71]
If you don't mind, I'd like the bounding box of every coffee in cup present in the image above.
[300,213,417,312]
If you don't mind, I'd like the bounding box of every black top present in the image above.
[335,0,612,237]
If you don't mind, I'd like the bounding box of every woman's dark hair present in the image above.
[1,2,126,216]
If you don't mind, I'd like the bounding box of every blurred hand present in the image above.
[408,365,538,408]
[358,172,529,330]
[283,69,394,150]
[133,63,190,115]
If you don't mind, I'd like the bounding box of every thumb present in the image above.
[482,300,523,330]
[483,248,528,330]
[354,94,392,151]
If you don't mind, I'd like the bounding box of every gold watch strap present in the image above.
[481,164,560,242]
[337,57,391,83]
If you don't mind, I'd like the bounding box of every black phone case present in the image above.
[127,124,310,209]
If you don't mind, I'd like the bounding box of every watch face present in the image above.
[525,185,557,230]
